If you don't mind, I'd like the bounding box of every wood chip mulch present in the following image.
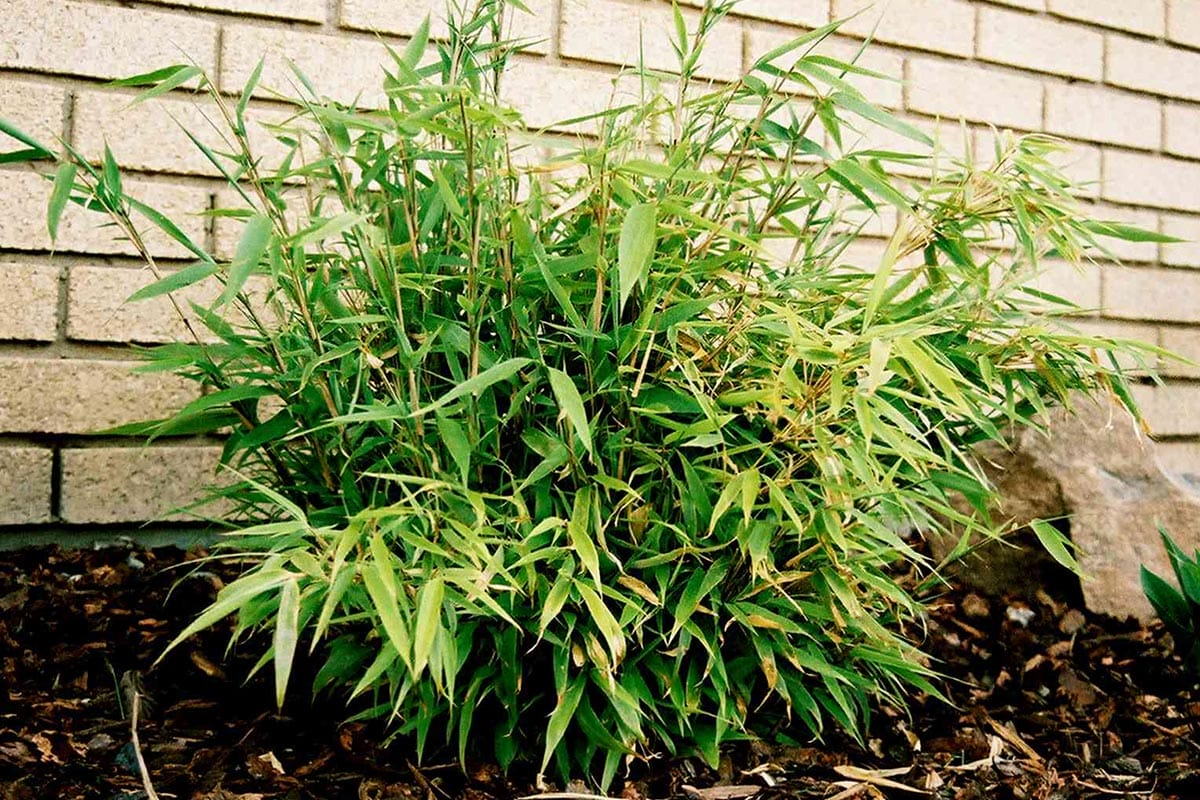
[1,544,1197,800]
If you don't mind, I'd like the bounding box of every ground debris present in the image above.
[0,545,1197,800]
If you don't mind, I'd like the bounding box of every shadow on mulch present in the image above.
[1,544,1197,800]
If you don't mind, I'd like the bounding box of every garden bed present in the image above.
[1,543,1196,800]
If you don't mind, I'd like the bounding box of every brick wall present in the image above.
[2,0,1199,538]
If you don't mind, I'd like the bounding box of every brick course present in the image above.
[59,446,223,524]
[0,0,218,81]
[0,262,59,342]
[906,58,1043,129]
[0,358,195,434]
[4,0,1200,528]
[1048,0,1165,37]
[977,7,1103,81]
[0,448,54,525]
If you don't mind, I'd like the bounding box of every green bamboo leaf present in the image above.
[362,536,413,670]
[218,212,272,308]
[107,64,198,88]
[412,575,444,678]
[617,202,656,314]
[539,566,574,635]
[126,197,214,264]
[547,367,594,458]
[1030,519,1081,574]
[402,16,432,67]
[1083,219,1181,244]
[101,144,122,201]
[568,489,600,584]
[127,262,219,302]
[291,212,367,247]
[154,569,291,665]
[538,676,585,779]
[0,117,52,160]
[435,413,472,482]
[830,91,932,146]
[1141,566,1193,639]
[273,575,300,711]
[47,162,76,240]
[129,65,204,105]
[414,357,532,416]
[575,581,624,664]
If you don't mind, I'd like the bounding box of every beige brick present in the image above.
[0,448,53,525]
[1054,142,1103,199]
[988,0,1044,9]
[906,58,1042,130]
[0,0,217,81]
[1107,36,1200,101]
[1103,150,1200,212]
[0,357,195,434]
[342,0,551,52]
[1168,1,1200,48]
[977,7,1102,80]
[1130,382,1200,437]
[560,0,743,81]
[703,0,827,27]
[1160,326,1200,378]
[747,27,904,108]
[139,0,324,21]
[60,446,223,524]
[1044,84,1161,151]
[1155,440,1200,477]
[0,170,211,259]
[0,78,66,150]
[67,265,212,344]
[1161,213,1200,268]
[1164,103,1200,160]
[72,90,292,178]
[221,25,394,107]
[832,0,975,57]
[0,262,58,341]
[1104,266,1200,323]
[1027,258,1102,309]
[500,60,643,132]
[1048,0,1165,36]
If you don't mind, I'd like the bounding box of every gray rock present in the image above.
[930,396,1200,620]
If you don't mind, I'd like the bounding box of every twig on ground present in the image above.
[130,690,160,800]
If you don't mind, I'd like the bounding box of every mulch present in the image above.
[1,543,1197,800]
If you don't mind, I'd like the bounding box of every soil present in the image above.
[1,544,1197,800]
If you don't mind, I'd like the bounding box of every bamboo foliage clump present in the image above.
[5,0,1169,785]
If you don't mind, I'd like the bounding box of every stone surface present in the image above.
[932,397,1200,620]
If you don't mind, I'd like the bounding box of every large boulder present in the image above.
[932,396,1200,620]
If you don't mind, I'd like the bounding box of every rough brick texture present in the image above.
[1049,0,1165,36]
[0,448,54,525]
[59,446,223,524]
[0,358,195,434]
[0,0,218,80]
[0,262,59,342]
[1107,36,1200,101]
[560,0,742,80]
[977,7,1103,80]
[66,266,217,344]
[4,0,1200,531]
[832,0,975,57]
[906,58,1042,129]
[1044,84,1161,151]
